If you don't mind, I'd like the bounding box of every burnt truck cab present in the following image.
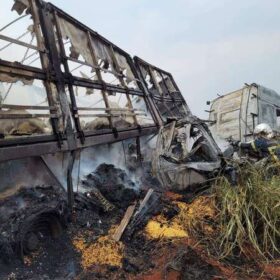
[208,83,280,142]
[153,117,222,191]
[134,57,222,191]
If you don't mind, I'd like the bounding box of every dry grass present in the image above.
[213,162,280,259]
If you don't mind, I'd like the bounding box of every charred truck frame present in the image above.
[134,57,221,191]
[0,0,222,260]
[0,0,160,161]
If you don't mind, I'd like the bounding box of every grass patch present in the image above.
[213,162,280,259]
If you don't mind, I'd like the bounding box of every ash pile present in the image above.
[0,163,167,279]
[77,163,139,212]
[73,162,163,244]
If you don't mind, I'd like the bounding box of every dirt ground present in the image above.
[1,164,280,280]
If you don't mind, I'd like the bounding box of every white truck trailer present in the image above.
[208,83,280,142]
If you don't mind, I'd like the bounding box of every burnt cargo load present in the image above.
[208,83,280,142]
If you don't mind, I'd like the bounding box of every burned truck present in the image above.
[0,0,222,262]
[208,83,280,142]
[134,57,222,190]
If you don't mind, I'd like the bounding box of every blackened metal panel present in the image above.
[0,125,157,162]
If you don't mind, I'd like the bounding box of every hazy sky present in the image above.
[2,0,280,117]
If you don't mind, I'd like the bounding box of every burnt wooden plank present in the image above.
[112,203,136,241]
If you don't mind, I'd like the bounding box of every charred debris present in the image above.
[1,0,279,279]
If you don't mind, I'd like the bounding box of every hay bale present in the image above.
[0,109,50,136]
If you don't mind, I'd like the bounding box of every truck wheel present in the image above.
[20,212,63,255]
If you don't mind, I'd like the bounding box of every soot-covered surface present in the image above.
[0,164,158,279]
[0,235,81,280]
[0,186,68,267]
[80,163,139,209]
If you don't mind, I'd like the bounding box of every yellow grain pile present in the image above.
[73,227,124,269]
[145,219,188,239]
[145,195,216,239]
[174,196,216,235]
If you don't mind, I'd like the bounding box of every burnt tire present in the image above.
[20,212,63,256]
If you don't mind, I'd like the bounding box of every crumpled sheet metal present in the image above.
[114,52,135,84]
[164,75,176,93]
[140,65,149,81]
[58,17,135,84]
[160,159,221,173]
[91,39,135,83]
[91,39,114,69]
[156,162,211,191]
[12,0,30,15]
[58,17,94,67]
[153,120,221,190]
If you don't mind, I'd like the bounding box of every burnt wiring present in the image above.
[0,30,30,52]
[0,14,28,33]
